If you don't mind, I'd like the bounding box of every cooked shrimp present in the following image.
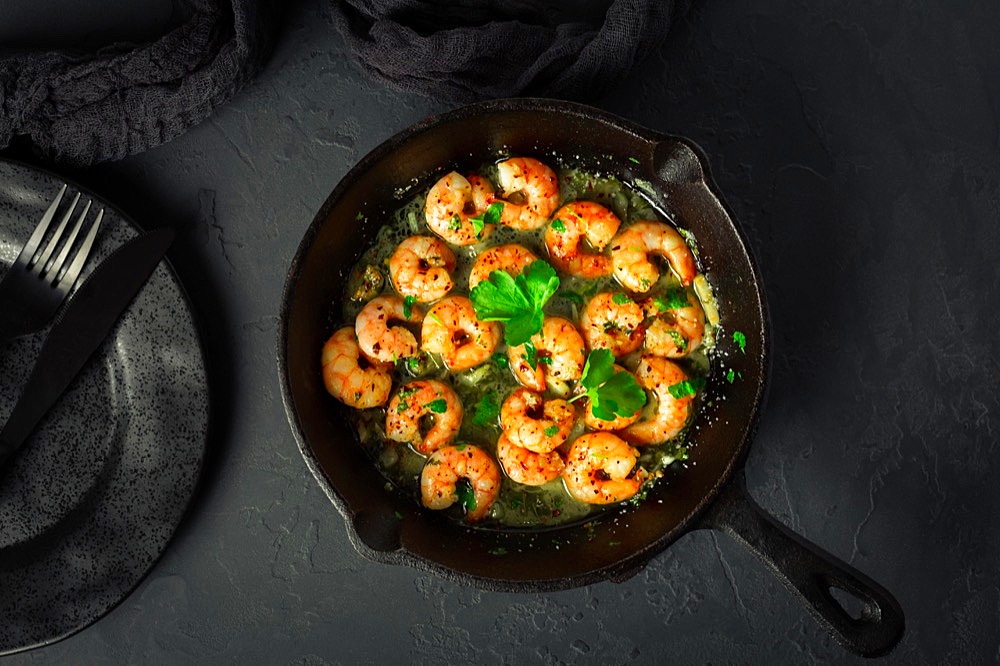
[389,235,456,302]
[610,221,697,292]
[507,316,585,395]
[421,295,501,371]
[495,157,560,230]
[468,243,538,290]
[385,380,463,454]
[355,295,422,364]
[621,355,695,445]
[641,292,705,358]
[321,327,392,409]
[583,365,643,431]
[544,201,621,278]
[579,292,645,357]
[425,172,497,246]
[421,444,500,522]
[500,388,575,453]
[561,433,647,505]
[496,432,564,486]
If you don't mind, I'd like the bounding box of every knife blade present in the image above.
[0,227,175,468]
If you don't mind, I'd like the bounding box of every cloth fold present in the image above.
[0,0,273,166]
[329,0,689,102]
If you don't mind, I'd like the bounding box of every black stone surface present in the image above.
[2,0,998,662]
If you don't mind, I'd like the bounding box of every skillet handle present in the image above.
[699,474,905,657]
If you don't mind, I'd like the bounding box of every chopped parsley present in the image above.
[471,391,501,427]
[611,292,632,306]
[666,376,706,399]
[654,288,689,311]
[448,214,462,231]
[568,349,647,421]
[733,330,747,353]
[628,156,640,164]
[492,352,509,370]
[402,295,417,319]
[423,398,448,413]
[543,425,559,437]
[469,202,504,239]
[470,260,560,347]
[551,219,567,233]
[726,368,736,383]
[456,480,477,513]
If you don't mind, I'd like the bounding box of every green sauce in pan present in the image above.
[339,160,717,528]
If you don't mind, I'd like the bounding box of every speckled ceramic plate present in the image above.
[0,159,209,656]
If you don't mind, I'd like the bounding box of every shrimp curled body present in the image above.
[321,327,392,409]
[421,444,501,522]
[622,355,695,445]
[425,172,496,246]
[545,201,621,278]
[385,380,463,454]
[421,296,501,371]
[496,432,564,486]
[507,316,586,395]
[642,294,706,358]
[500,388,575,454]
[389,235,456,302]
[355,295,422,364]
[495,157,560,230]
[579,292,645,357]
[611,221,697,292]
[561,433,647,505]
[468,243,538,290]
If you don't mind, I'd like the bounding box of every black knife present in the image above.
[0,227,175,468]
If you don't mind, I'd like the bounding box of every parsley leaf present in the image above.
[666,376,705,399]
[568,349,646,421]
[551,219,566,233]
[492,353,509,369]
[456,480,477,513]
[469,202,504,239]
[726,368,736,383]
[424,398,448,413]
[733,330,747,353]
[612,292,632,305]
[402,295,417,319]
[543,425,559,437]
[471,391,501,427]
[628,156,641,164]
[653,288,689,311]
[449,214,462,231]
[470,260,560,347]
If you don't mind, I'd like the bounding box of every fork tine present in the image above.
[34,191,81,273]
[20,184,68,264]
[46,198,91,283]
[56,208,103,293]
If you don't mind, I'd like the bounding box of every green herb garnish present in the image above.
[448,214,462,231]
[726,368,736,383]
[492,352,509,370]
[666,376,706,399]
[470,260,560,347]
[628,157,640,164]
[468,202,504,239]
[568,349,646,421]
[424,398,448,413]
[654,288,689,311]
[551,219,567,233]
[733,330,747,353]
[543,425,559,437]
[456,480,477,513]
[667,330,688,353]
[612,292,632,305]
[472,391,501,427]
[402,294,417,319]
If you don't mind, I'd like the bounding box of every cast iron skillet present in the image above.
[278,98,904,657]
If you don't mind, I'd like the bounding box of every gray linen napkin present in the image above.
[0,0,273,166]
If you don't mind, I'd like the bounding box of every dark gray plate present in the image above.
[0,159,208,655]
